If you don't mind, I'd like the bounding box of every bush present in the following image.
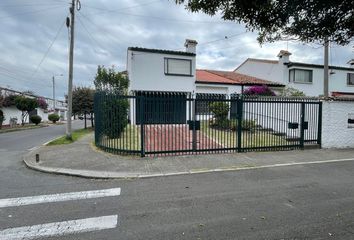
[30,115,42,125]
[209,102,230,129]
[48,113,60,123]
[279,87,306,97]
[102,95,129,138]
[37,97,48,110]
[243,85,276,96]
[230,119,257,131]
[0,110,4,129]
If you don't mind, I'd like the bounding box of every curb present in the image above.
[23,150,354,179]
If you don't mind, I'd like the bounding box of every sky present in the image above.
[0,0,353,100]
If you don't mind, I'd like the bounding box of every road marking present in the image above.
[27,146,39,151]
[0,215,118,240]
[0,188,121,208]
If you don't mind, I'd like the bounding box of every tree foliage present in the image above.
[14,96,38,125]
[243,85,276,96]
[3,95,17,107]
[37,97,48,110]
[72,86,95,115]
[176,0,354,45]
[94,65,129,93]
[279,86,306,97]
[94,66,130,138]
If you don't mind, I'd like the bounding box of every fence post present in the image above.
[237,95,243,152]
[140,95,145,157]
[300,102,305,149]
[317,101,322,146]
[192,95,197,151]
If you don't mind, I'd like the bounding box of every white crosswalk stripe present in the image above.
[0,187,121,208]
[0,188,122,239]
[0,215,118,240]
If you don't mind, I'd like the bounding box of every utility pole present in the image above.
[66,0,79,140]
[52,76,56,110]
[324,40,329,97]
[52,74,63,111]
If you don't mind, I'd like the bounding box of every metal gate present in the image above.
[94,92,322,157]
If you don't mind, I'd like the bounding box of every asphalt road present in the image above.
[0,123,354,239]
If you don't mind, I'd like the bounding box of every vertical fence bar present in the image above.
[237,95,243,152]
[300,102,305,149]
[140,95,145,157]
[317,101,322,146]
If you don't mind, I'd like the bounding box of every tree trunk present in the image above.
[84,112,87,129]
[90,112,94,128]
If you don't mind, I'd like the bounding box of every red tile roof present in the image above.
[196,69,284,86]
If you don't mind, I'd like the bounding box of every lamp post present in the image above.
[52,74,63,111]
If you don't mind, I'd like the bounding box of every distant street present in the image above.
[0,122,354,239]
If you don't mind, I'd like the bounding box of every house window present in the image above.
[289,69,313,83]
[164,58,192,76]
[347,73,354,85]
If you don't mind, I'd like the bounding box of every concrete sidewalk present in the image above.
[23,133,354,179]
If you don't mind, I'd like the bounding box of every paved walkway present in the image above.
[23,133,354,179]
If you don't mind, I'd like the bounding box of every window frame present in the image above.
[289,68,313,84]
[164,57,193,77]
[347,73,354,86]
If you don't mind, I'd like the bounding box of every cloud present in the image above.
[0,0,352,99]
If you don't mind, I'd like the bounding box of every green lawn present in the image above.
[100,124,141,151]
[200,121,287,148]
[46,128,93,145]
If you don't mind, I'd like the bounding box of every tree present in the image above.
[72,86,95,128]
[14,96,38,125]
[94,65,129,93]
[94,66,130,138]
[0,94,4,108]
[176,0,354,45]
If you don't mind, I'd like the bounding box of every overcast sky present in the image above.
[1,0,353,100]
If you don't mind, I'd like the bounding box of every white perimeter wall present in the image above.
[322,101,354,148]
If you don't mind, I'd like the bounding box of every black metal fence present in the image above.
[94,91,322,157]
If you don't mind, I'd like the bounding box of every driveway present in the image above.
[144,124,222,154]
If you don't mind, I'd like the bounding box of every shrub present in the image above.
[209,102,230,129]
[30,115,42,125]
[0,110,4,129]
[37,97,48,110]
[230,119,257,131]
[48,113,60,123]
[102,95,129,138]
[279,87,306,97]
[243,85,276,96]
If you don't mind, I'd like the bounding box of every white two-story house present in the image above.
[235,50,354,97]
[126,39,283,124]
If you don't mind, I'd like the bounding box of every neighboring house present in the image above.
[235,50,354,97]
[126,39,283,124]
[0,87,67,126]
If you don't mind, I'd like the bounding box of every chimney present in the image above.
[277,50,292,64]
[184,39,198,54]
[347,59,354,67]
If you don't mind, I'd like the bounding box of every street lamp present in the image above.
[52,74,63,111]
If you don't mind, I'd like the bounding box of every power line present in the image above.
[0,6,65,20]
[83,0,162,14]
[76,14,107,53]
[30,18,67,79]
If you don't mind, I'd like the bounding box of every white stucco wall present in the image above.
[195,84,242,95]
[1,107,24,125]
[321,101,354,148]
[235,60,284,84]
[235,59,354,97]
[127,49,196,93]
